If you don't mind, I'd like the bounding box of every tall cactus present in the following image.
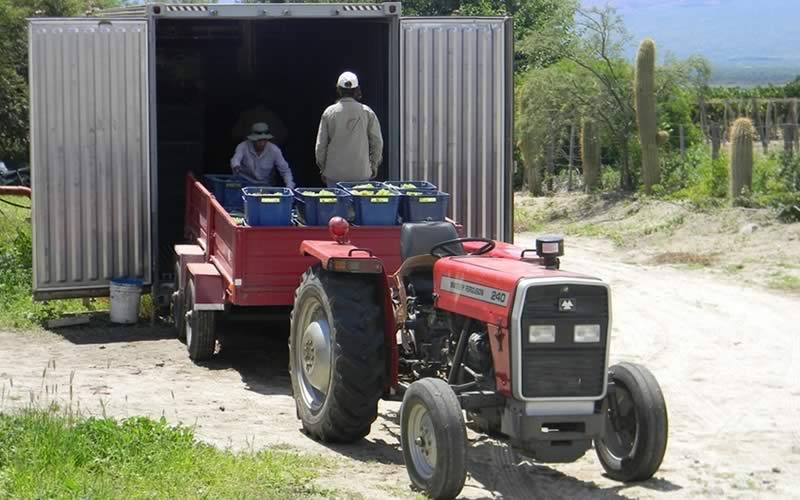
[581,119,601,191]
[730,118,754,203]
[635,38,660,193]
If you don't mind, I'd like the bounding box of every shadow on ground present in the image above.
[201,314,293,397]
[48,315,175,345]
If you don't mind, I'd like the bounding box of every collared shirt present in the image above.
[230,141,295,189]
[315,97,383,183]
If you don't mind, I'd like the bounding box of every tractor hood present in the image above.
[433,243,601,327]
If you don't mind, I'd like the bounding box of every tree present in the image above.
[516,61,589,195]
[556,6,637,190]
[400,0,577,71]
[0,0,120,163]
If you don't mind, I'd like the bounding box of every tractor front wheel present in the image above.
[184,279,218,362]
[289,265,386,442]
[595,362,668,482]
[400,378,467,500]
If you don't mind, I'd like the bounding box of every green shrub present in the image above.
[0,197,91,328]
[662,145,728,206]
[753,153,800,221]
[601,166,621,191]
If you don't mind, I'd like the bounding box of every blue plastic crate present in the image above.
[339,182,401,226]
[294,188,350,226]
[400,191,450,222]
[385,180,438,192]
[203,174,249,210]
[242,187,294,227]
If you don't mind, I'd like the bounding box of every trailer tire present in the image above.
[290,265,385,443]
[401,378,467,500]
[595,362,668,482]
[185,279,217,362]
[173,262,187,343]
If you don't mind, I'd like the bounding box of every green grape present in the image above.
[401,183,418,189]
[303,189,337,197]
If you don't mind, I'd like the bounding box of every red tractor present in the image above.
[292,219,668,499]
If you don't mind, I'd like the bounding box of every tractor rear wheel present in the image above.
[595,362,668,482]
[289,265,386,443]
[185,279,217,362]
[400,378,467,500]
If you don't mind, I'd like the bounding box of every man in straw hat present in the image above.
[230,122,295,189]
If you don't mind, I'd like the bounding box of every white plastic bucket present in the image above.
[109,278,143,324]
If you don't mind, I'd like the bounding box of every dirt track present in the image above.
[1,235,798,499]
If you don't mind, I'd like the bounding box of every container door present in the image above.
[400,18,513,241]
[29,19,151,299]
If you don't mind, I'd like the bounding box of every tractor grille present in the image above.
[520,284,609,399]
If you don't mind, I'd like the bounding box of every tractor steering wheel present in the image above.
[430,238,496,258]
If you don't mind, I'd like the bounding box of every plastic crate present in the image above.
[294,188,350,226]
[385,180,438,192]
[203,174,249,210]
[242,187,294,227]
[400,191,450,222]
[339,182,401,226]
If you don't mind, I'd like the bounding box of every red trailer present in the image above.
[173,173,410,361]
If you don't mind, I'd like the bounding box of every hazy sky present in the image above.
[580,0,799,68]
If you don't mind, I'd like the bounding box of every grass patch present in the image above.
[0,409,328,499]
[0,196,93,329]
[648,252,718,267]
[513,205,545,233]
[562,222,626,247]
[767,274,800,292]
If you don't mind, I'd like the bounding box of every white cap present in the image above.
[337,71,359,89]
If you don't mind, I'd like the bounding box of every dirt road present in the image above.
[1,235,798,499]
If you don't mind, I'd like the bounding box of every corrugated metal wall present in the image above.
[401,19,510,241]
[29,20,151,298]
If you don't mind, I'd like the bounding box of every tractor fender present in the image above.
[186,263,225,311]
[174,244,206,292]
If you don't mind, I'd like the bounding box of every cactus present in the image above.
[580,119,601,191]
[729,118,754,204]
[635,38,660,193]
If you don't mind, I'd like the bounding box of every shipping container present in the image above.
[27,3,513,303]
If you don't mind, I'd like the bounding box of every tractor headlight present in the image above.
[574,324,601,343]
[528,325,556,343]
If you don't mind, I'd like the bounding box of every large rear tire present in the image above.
[289,265,386,442]
[400,378,467,500]
[595,362,668,482]
[185,279,217,362]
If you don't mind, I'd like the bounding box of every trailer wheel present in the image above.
[595,362,668,482]
[289,265,385,443]
[184,279,217,362]
[172,262,187,343]
[400,378,467,500]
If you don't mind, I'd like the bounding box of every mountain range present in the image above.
[580,0,800,85]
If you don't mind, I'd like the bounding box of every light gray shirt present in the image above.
[315,98,383,183]
[230,141,295,189]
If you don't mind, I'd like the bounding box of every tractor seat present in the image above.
[399,222,462,302]
[400,222,462,262]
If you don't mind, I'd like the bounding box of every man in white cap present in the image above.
[315,71,383,187]
[230,122,295,189]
